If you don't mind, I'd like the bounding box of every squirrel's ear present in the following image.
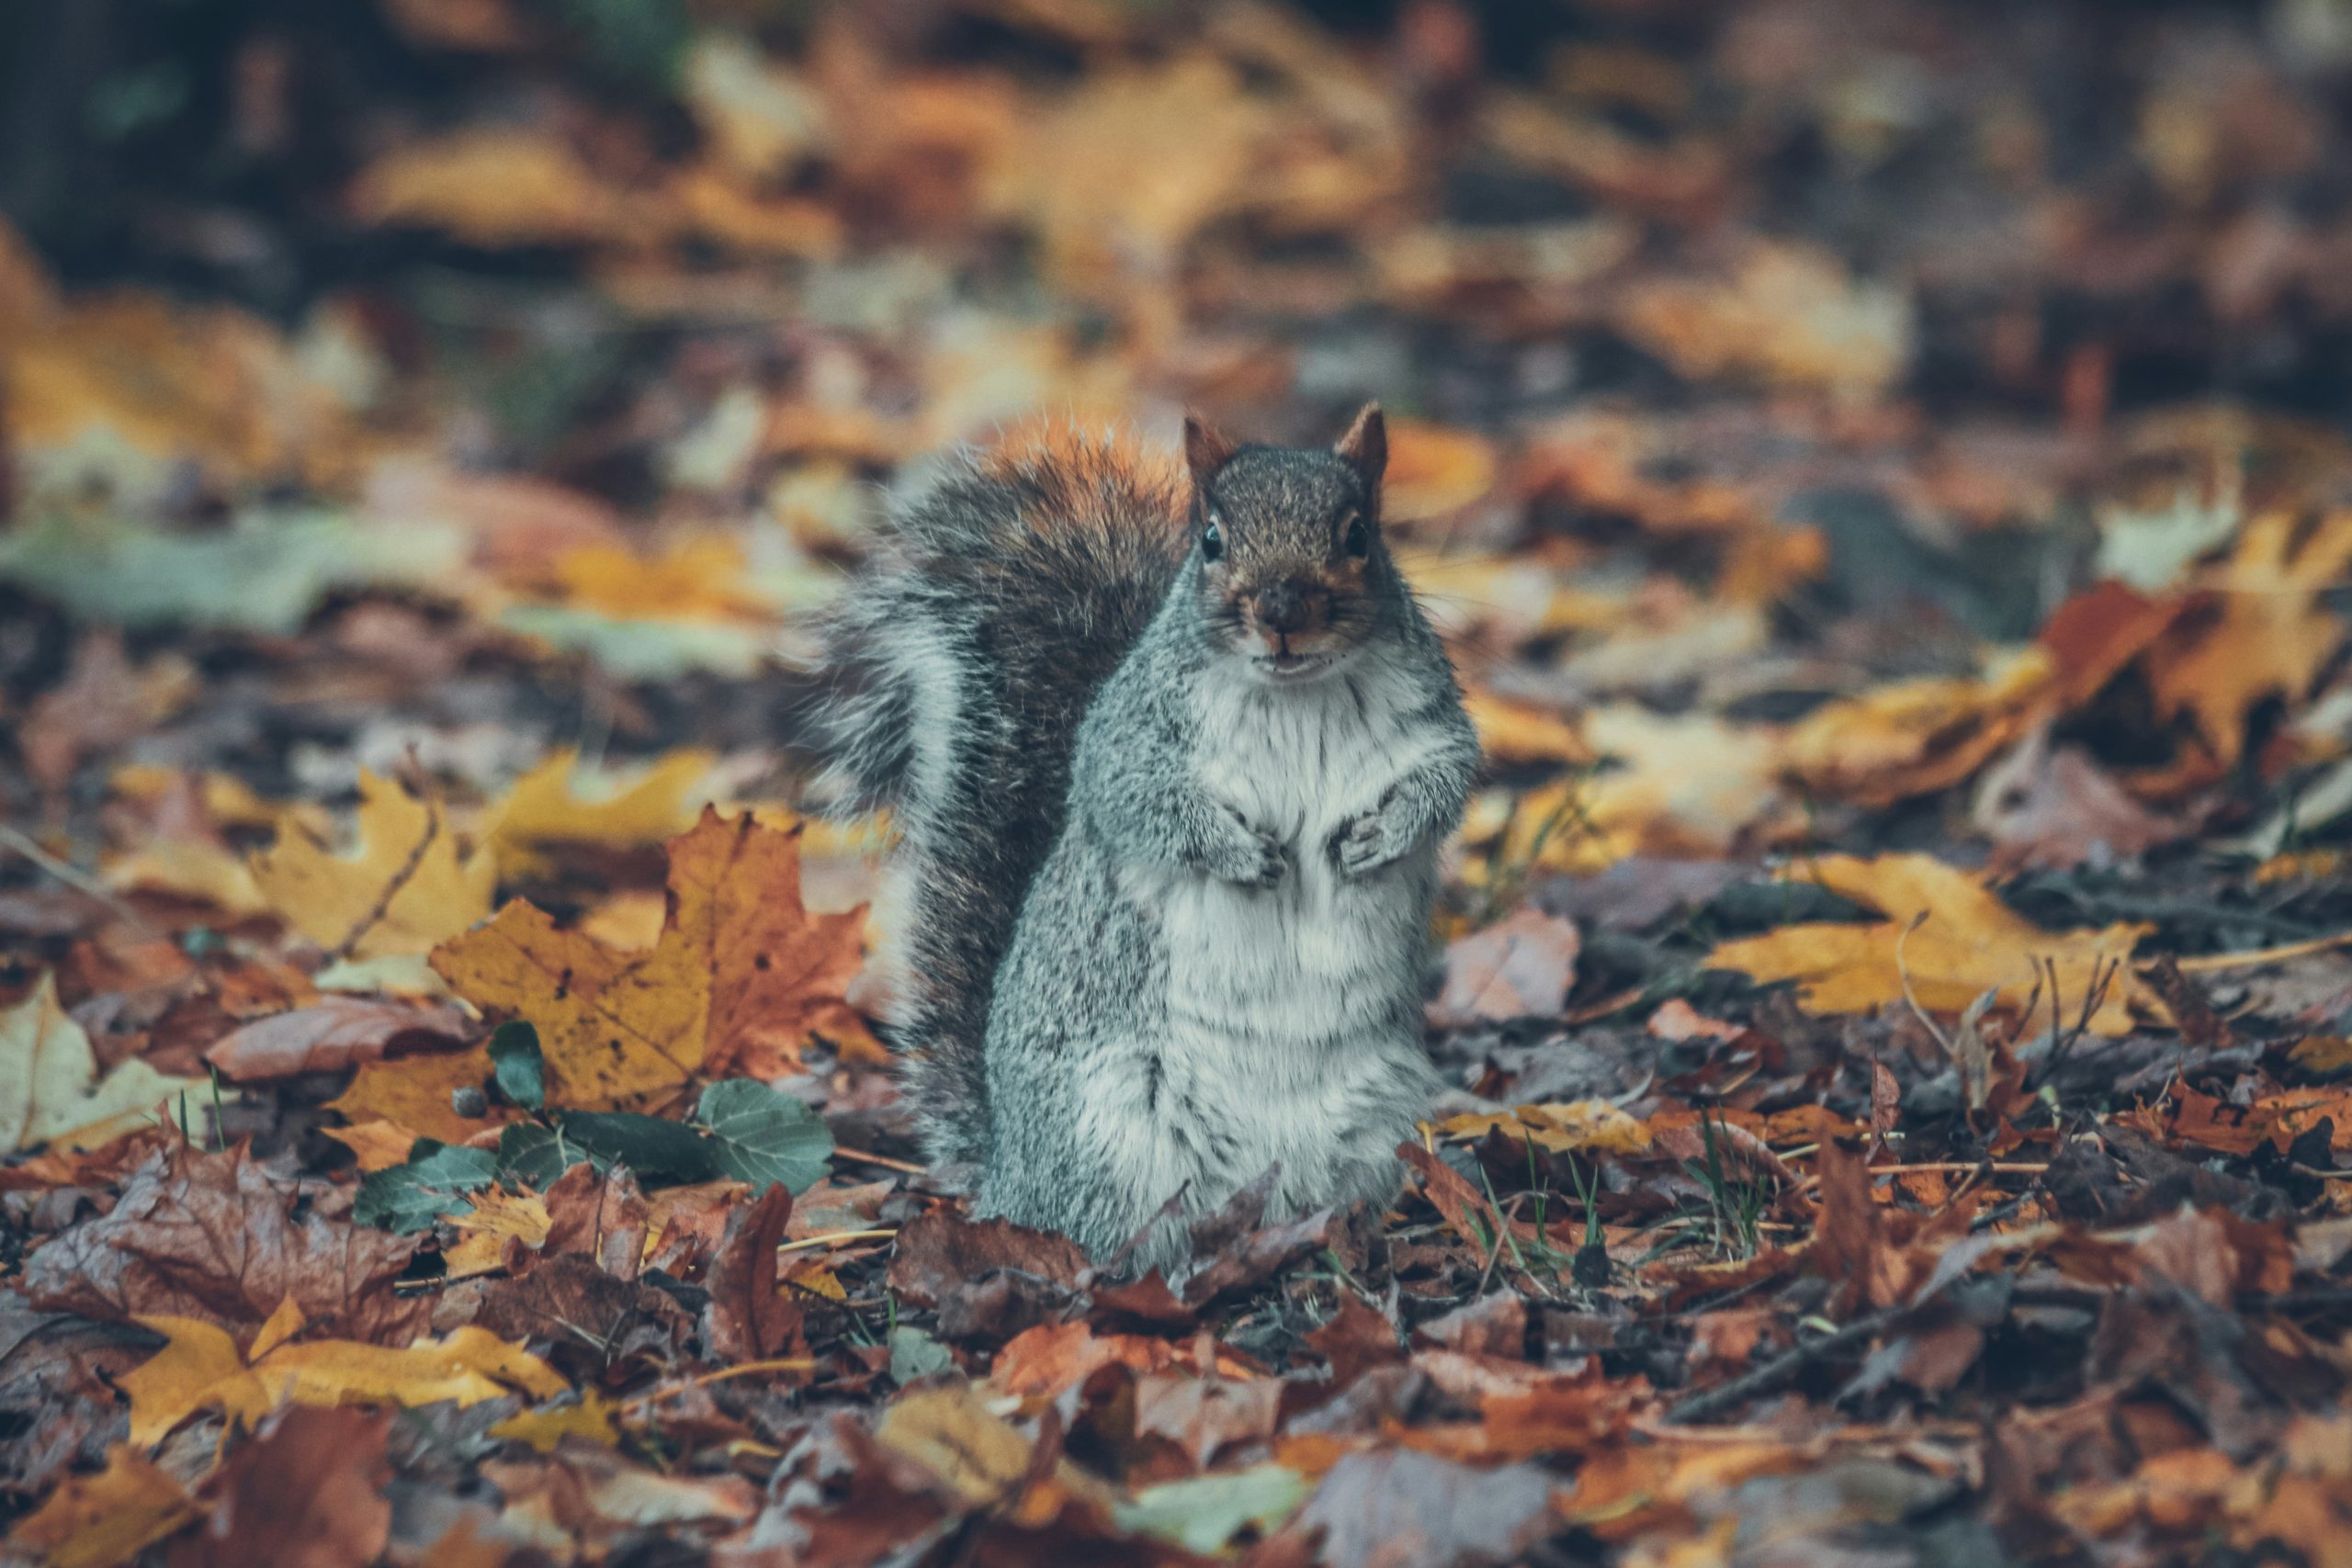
[1334,402,1386,491]
[1183,413,1235,493]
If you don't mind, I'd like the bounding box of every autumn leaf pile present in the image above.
[4,1,2352,1564]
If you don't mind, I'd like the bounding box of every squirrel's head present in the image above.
[1183,403,1390,683]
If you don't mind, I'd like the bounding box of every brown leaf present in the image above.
[703,1183,804,1361]
[203,997,474,1082]
[1430,906,1580,1026]
[539,1160,651,1280]
[428,807,868,1109]
[452,1253,688,1355]
[1286,1447,1556,1568]
[887,1206,1088,1312]
[20,1144,433,1343]
[1133,1371,1282,1469]
[168,1407,390,1568]
[1306,1294,1407,1386]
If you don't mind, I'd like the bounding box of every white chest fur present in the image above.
[1091,652,1446,1219]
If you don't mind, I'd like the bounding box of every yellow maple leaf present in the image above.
[252,771,495,961]
[431,807,867,1110]
[1781,648,2058,808]
[443,1187,554,1279]
[481,747,716,871]
[488,1390,624,1453]
[1704,853,2149,1033]
[1485,706,1793,874]
[326,1046,501,1146]
[1438,1100,1653,1155]
[3,1443,197,1568]
[0,974,204,1154]
[2145,508,2352,774]
[122,1314,563,1448]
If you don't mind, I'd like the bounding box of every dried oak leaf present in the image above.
[703,1183,805,1361]
[430,807,866,1110]
[20,1144,434,1343]
[167,1406,391,1568]
[252,771,494,962]
[1703,853,2150,1033]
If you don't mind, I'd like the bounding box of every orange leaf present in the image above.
[430,807,867,1109]
[1703,853,2150,1032]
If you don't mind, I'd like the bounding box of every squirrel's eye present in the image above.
[1344,514,1370,558]
[1202,520,1225,562]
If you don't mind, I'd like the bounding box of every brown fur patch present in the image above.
[972,422,1189,545]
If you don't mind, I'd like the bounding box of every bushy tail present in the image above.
[806,429,1188,1167]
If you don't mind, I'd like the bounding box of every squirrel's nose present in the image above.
[1254,581,1317,636]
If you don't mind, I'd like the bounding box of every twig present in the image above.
[327,801,440,963]
[1664,1306,1903,1425]
[776,1228,897,1253]
[2174,931,2352,974]
[1893,913,1955,1055]
[0,822,165,940]
[831,1145,926,1175]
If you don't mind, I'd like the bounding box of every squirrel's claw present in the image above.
[1332,805,1408,878]
[1207,809,1290,889]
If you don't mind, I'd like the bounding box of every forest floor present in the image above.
[4,1,2352,1564]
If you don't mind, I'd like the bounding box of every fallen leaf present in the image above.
[121,1315,563,1447]
[1383,421,1498,520]
[1437,1100,1652,1156]
[1288,1447,1555,1568]
[1430,906,1580,1025]
[1703,853,2150,1032]
[702,1183,806,1361]
[5,1444,198,1568]
[481,746,716,865]
[347,128,628,246]
[20,1143,435,1342]
[1620,241,1913,399]
[489,1391,625,1453]
[1782,648,2057,808]
[2142,508,2352,778]
[169,1405,391,1568]
[874,1382,1039,1510]
[252,772,495,961]
[0,973,203,1154]
[430,807,866,1108]
[887,1206,1089,1313]
[204,997,473,1082]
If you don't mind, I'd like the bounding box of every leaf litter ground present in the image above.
[4,1,2352,1564]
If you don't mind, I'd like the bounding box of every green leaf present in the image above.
[499,1122,594,1189]
[1115,1465,1312,1554]
[487,1021,546,1111]
[695,1078,832,1191]
[558,1111,721,1184]
[356,1141,500,1234]
[888,1325,954,1384]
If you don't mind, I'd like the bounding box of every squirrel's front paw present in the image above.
[1331,800,1413,877]
[1204,812,1290,889]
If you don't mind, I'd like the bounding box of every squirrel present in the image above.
[811,405,1479,1271]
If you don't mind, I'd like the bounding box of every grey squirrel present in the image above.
[812,405,1478,1271]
